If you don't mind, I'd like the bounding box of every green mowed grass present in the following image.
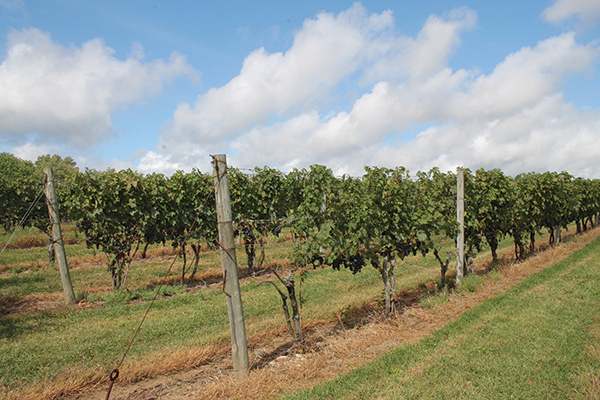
[0,234,391,393]
[288,233,600,399]
[0,223,590,396]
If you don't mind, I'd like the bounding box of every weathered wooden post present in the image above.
[456,169,465,285]
[44,167,76,306]
[212,154,249,378]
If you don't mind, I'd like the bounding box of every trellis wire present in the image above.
[0,185,46,257]
[104,164,222,400]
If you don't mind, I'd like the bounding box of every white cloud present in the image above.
[449,32,598,119]
[156,4,396,164]
[362,7,477,83]
[144,4,600,178]
[382,95,600,177]
[543,0,600,28]
[153,4,474,171]
[137,150,185,176]
[11,142,61,161]
[0,28,197,148]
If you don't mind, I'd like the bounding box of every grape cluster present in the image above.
[400,240,429,257]
[349,255,364,274]
[234,221,256,242]
[114,241,131,255]
[145,228,166,245]
[482,227,496,241]
[332,255,365,274]
[79,219,132,257]
[401,244,417,257]
[77,221,97,249]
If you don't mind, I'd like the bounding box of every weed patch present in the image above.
[419,292,449,309]
[455,273,485,293]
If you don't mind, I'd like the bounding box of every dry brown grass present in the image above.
[68,254,107,269]
[9,228,599,400]
[0,292,64,317]
[138,246,180,259]
[0,260,47,275]
[1,233,80,250]
[4,233,48,249]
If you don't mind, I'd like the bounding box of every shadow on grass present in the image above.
[0,304,52,339]
[0,273,46,290]
[0,315,22,338]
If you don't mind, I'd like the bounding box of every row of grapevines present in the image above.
[463,169,600,265]
[228,167,289,273]
[288,165,458,315]
[288,167,600,315]
[6,153,598,303]
[66,168,216,289]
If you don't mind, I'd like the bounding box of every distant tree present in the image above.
[34,154,79,183]
[0,153,40,233]
[0,152,36,181]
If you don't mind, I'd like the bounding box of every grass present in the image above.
[0,223,595,398]
[455,273,486,293]
[0,232,387,396]
[419,291,450,309]
[287,231,600,399]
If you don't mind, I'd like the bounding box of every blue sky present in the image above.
[1,0,600,177]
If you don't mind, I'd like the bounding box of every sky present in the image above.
[1,0,600,178]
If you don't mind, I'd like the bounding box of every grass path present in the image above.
[287,231,600,399]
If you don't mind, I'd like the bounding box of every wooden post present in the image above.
[456,169,465,285]
[212,154,249,378]
[44,167,76,306]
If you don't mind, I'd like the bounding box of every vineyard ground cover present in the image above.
[0,225,88,273]
[288,230,600,400]
[0,223,589,399]
[73,226,600,399]
[0,226,383,398]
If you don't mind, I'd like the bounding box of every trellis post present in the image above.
[44,167,76,306]
[456,169,465,285]
[212,154,249,378]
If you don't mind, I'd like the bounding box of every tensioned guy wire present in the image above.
[104,168,221,400]
[0,185,46,257]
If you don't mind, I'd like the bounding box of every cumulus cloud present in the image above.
[137,150,185,176]
[155,3,468,169]
[362,7,477,83]
[0,28,197,148]
[146,4,600,178]
[377,95,600,175]
[157,4,396,161]
[11,142,62,161]
[543,0,600,28]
